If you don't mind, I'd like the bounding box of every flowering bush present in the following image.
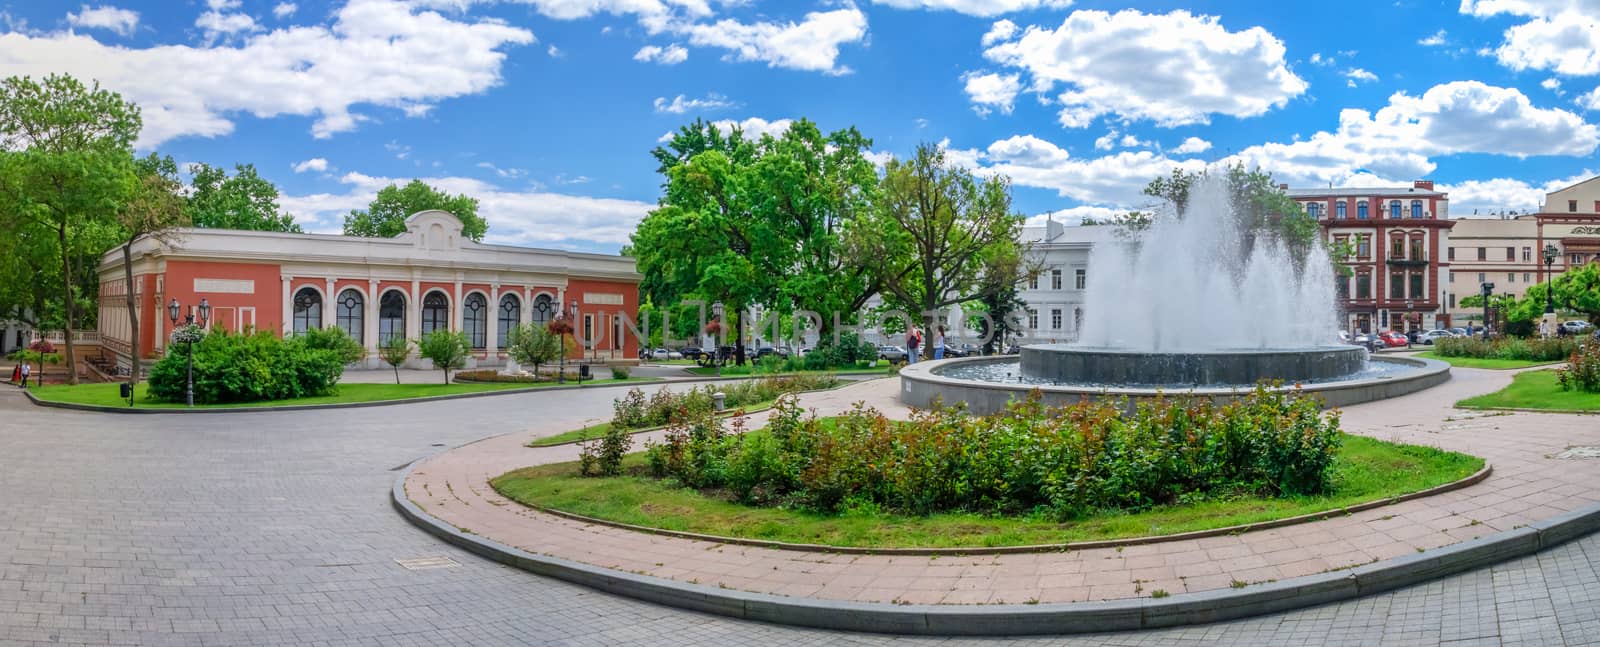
[1436,336,1575,361]
[1556,339,1600,393]
[632,385,1343,519]
[607,373,841,432]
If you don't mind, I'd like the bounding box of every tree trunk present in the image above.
[122,241,140,385]
[58,223,78,385]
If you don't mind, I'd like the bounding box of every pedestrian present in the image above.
[906,326,921,364]
[1539,320,1549,338]
[933,325,946,360]
[19,361,29,389]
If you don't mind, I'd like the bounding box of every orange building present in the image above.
[96,210,641,370]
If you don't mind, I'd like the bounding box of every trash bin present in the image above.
[579,364,591,379]
[119,383,132,399]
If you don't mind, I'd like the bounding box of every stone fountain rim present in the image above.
[1022,343,1366,356]
[912,353,1447,397]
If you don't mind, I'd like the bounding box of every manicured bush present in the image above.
[608,373,841,431]
[633,385,1343,520]
[1557,339,1600,393]
[610,365,630,380]
[417,329,469,383]
[803,332,877,371]
[298,326,365,365]
[147,329,346,404]
[1435,336,1575,362]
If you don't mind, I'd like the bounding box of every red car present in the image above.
[1378,331,1409,348]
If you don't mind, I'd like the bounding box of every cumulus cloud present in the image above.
[656,116,794,143]
[871,0,1074,17]
[1463,1,1600,75]
[1026,205,1125,226]
[676,7,867,75]
[652,93,736,114]
[0,0,534,147]
[1171,136,1212,155]
[292,158,329,173]
[962,71,1021,117]
[280,171,653,250]
[633,43,688,64]
[981,19,1017,45]
[1344,68,1377,87]
[1418,29,1447,46]
[1441,172,1596,216]
[982,9,1307,128]
[195,8,259,40]
[65,5,139,37]
[272,3,297,18]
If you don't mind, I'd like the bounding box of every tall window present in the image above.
[1506,246,1515,261]
[1390,273,1404,298]
[1050,269,1062,290]
[1411,200,1423,218]
[1477,272,1486,283]
[379,291,406,345]
[1387,200,1401,218]
[463,293,487,349]
[1448,247,1456,261]
[1073,308,1082,332]
[1477,247,1486,261]
[1522,247,1532,262]
[1357,201,1369,219]
[1029,273,1038,290]
[1390,238,1405,258]
[1335,202,1346,219]
[612,315,623,351]
[1410,238,1424,260]
[292,287,322,334]
[422,292,449,335]
[1507,273,1515,283]
[1524,272,1532,282]
[1356,275,1371,299]
[1449,294,1456,309]
[1357,236,1371,258]
[1336,277,1349,299]
[336,289,363,344]
[498,293,520,349]
[1569,199,1578,212]
[1050,309,1062,330]
[532,294,555,325]
[1306,203,1321,218]
[1411,273,1424,298]
[1074,269,1086,289]
[1027,309,1038,330]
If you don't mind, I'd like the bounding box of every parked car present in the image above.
[944,342,982,358]
[1349,332,1378,351]
[1561,320,1594,334]
[877,345,909,361]
[1418,329,1454,345]
[754,345,789,359]
[652,348,681,360]
[1378,331,1409,348]
[679,346,704,360]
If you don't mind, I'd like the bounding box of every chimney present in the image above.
[1413,179,1434,191]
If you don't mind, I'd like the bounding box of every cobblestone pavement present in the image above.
[3,376,1600,646]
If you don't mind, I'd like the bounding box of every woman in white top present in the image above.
[933,325,946,360]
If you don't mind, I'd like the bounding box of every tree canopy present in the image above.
[185,162,301,232]
[343,179,485,241]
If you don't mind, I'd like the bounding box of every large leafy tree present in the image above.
[0,74,141,384]
[186,162,301,232]
[855,143,1027,358]
[1487,262,1600,326]
[343,179,485,241]
[115,153,188,385]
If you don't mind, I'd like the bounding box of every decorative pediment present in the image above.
[400,210,464,251]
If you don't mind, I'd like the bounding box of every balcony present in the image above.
[1386,257,1429,267]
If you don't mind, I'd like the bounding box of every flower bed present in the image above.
[1434,336,1576,362]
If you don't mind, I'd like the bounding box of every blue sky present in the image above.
[3,0,1599,253]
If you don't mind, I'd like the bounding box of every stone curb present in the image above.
[11,374,829,415]
[496,464,1494,556]
[393,460,1600,636]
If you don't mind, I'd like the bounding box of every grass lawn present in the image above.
[28,377,656,410]
[1456,369,1600,412]
[1415,350,1565,370]
[493,434,1483,549]
[683,364,893,378]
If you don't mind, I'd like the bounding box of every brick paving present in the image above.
[408,367,1600,606]
[2,369,1599,645]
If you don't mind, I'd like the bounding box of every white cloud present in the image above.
[981,19,1017,46]
[1093,130,1116,150]
[292,158,329,173]
[633,43,688,64]
[656,116,794,143]
[65,5,139,37]
[280,171,653,250]
[871,0,1074,18]
[476,161,526,179]
[1171,136,1212,154]
[272,3,297,18]
[207,0,242,9]
[1441,172,1595,216]
[0,0,535,147]
[652,93,736,114]
[547,44,563,57]
[1026,205,1124,226]
[1418,29,1447,46]
[1463,1,1600,75]
[1309,52,1333,66]
[1344,68,1377,86]
[195,10,258,39]
[1577,87,1600,110]
[676,7,867,75]
[983,9,1307,128]
[961,71,1021,117]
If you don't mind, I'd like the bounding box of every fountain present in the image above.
[899,177,1449,414]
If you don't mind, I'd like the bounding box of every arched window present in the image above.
[498,293,520,348]
[532,293,555,326]
[292,287,322,334]
[1389,200,1402,219]
[422,292,449,336]
[1335,202,1347,219]
[1357,201,1369,219]
[1306,203,1321,218]
[1410,200,1423,218]
[379,291,406,345]
[464,293,487,349]
[336,289,363,344]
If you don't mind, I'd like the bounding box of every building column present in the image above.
[365,279,380,364]
[522,286,532,326]
[487,283,500,358]
[453,278,463,333]
[407,278,421,346]
[324,278,336,329]
[281,276,292,336]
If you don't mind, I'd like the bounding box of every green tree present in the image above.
[417,329,469,383]
[378,335,412,384]
[185,162,301,232]
[0,74,141,384]
[855,143,1027,359]
[114,153,189,386]
[505,322,563,376]
[343,179,485,241]
[970,245,1040,354]
[1490,263,1600,326]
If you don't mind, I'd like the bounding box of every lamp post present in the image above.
[167,297,210,407]
[569,299,581,384]
[1479,282,1494,341]
[1543,243,1558,316]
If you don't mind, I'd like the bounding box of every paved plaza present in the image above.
[2,371,1599,645]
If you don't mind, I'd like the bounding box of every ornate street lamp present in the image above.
[711,301,724,377]
[167,297,210,407]
[569,299,581,384]
[1479,282,1494,341]
[1543,243,1559,316]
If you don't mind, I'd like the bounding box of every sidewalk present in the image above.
[403,368,1600,605]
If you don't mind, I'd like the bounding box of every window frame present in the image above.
[336,289,363,344]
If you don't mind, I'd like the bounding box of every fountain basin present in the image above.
[1020,343,1368,387]
[899,354,1449,416]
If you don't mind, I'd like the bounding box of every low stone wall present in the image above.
[899,354,1451,415]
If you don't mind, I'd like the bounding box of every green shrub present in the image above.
[298,326,365,365]
[610,365,630,380]
[606,374,841,431]
[1556,339,1600,393]
[417,329,470,383]
[1436,336,1575,361]
[617,385,1343,520]
[147,329,345,404]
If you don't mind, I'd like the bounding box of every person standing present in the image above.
[906,326,921,364]
[19,361,29,388]
[933,325,946,360]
